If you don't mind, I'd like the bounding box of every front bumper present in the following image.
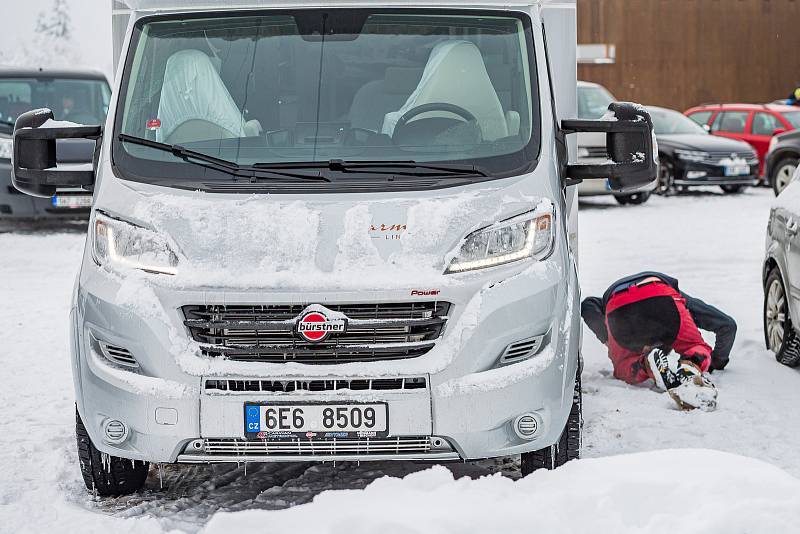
[71,257,580,464]
[672,159,759,187]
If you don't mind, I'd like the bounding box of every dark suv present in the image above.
[765,129,800,195]
[0,68,110,220]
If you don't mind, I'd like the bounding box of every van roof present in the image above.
[117,0,557,11]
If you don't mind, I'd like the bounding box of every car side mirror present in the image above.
[773,128,788,137]
[12,108,102,198]
[703,124,711,133]
[561,102,657,192]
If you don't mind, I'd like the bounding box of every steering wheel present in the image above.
[394,103,476,131]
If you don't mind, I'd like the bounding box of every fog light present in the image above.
[513,413,543,440]
[103,419,129,444]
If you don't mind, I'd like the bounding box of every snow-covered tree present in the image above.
[0,0,82,68]
[35,0,72,40]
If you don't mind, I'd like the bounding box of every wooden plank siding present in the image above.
[577,0,800,112]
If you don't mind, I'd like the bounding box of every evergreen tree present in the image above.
[36,0,72,41]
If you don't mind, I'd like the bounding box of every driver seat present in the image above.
[381,40,509,142]
[157,49,260,144]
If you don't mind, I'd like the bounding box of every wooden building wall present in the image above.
[578,0,800,111]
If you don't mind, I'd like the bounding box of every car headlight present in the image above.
[674,149,708,162]
[0,137,12,160]
[93,213,179,275]
[445,209,554,274]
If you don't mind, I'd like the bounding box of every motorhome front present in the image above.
[11,0,656,495]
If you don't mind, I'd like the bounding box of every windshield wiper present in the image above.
[118,134,331,182]
[254,159,490,178]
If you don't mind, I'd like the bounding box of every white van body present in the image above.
[72,0,583,469]
[0,1,666,494]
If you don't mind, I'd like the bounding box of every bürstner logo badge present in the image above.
[296,306,347,343]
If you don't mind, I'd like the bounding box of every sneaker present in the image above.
[668,362,718,411]
[645,348,680,391]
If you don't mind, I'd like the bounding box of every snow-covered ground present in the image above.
[2,188,799,533]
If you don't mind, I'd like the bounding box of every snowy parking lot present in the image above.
[2,188,800,533]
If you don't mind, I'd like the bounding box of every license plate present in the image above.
[244,402,388,439]
[725,164,750,176]
[51,195,92,208]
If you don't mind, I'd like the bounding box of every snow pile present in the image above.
[204,450,800,534]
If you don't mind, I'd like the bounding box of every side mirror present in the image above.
[561,102,657,192]
[773,128,788,137]
[12,108,102,198]
[703,124,711,133]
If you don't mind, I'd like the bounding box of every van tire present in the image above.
[76,409,149,496]
[520,373,582,476]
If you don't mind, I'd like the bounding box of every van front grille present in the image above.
[182,302,451,364]
[204,377,427,393]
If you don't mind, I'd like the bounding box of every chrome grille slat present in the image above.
[183,302,451,364]
[201,437,433,456]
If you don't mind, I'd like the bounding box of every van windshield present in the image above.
[114,10,538,187]
[0,76,110,135]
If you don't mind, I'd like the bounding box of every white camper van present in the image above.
[11,0,655,495]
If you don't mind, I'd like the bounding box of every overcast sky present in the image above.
[0,1,113,78]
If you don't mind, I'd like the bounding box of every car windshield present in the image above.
[649,107,707,135]
[577,84,615,119]
[0,76,110,134]
[781,111,800,129]
[115,10,538,184]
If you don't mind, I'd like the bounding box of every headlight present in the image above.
[674,149,708,162]
[0,137,12,160]
[93,213,179,275]
[446,209,554,274]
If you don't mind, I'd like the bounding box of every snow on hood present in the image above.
[128,188,549,291]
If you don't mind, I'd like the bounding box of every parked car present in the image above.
[0,68,110,220]
[10,0,657,495]
[765,129,800,195]
[649,106,759,194]
[763,165,800,367]
[577,81,656,205]
[685,103,800,180]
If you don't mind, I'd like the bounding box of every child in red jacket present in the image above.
[582,272,737,411]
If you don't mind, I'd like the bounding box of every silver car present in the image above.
[764,166,800,367]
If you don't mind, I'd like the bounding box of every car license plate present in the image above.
[244,402,388,439]
[51,195,92,208]
[725,164,750,177]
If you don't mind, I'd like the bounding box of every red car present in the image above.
[684,103,800,178]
